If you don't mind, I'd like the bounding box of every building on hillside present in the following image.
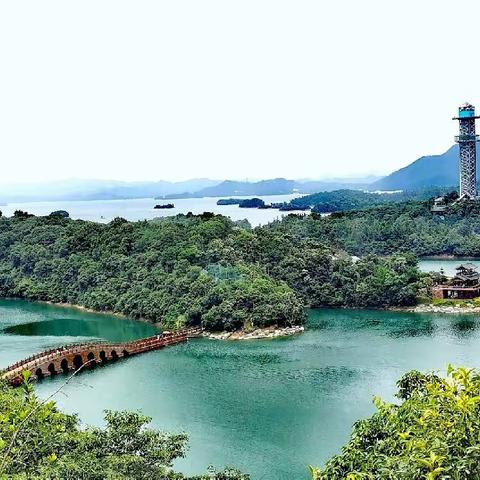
[431,196,447,213]
[453,103,480,199]
[432,263,480,299]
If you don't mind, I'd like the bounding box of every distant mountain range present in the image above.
[169,145,465,197]
[0,145,468,203]
[162,177,381,199]
[0,178,220,203]
[371,146,460,191]
[162,178,297,199]
[0,176,381,203]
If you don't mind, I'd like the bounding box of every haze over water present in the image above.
[2,300,480,479]
[0,194,305,227]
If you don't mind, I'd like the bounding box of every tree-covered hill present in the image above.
[0,212,422,331]
[286,187,453,214]
[267,198,480,257]
[371,145,460,190]
[0,212,304,331]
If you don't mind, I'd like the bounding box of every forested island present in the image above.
[214,187,452,215]
[216,198,269,207]
[216,197,309,210]
[154,203,175,209]
[237,198,265,208]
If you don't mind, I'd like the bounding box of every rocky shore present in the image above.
[33,298,306,339]
[408,304,480,314]
[203,325,305,340]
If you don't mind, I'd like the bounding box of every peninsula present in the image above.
[0,210,422,337]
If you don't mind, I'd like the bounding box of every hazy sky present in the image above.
[1,1,479,183]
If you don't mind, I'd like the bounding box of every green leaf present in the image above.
[47,452,57,463]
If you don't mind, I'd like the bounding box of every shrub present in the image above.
[316,366,480,479]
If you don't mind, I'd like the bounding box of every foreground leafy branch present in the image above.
[316,366,480,479]
[0,376,249,480]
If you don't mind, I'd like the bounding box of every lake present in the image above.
[418,257,480,276]
[2,300,480,479]
[0,194,306,227]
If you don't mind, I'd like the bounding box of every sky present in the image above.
[1,0,479,184]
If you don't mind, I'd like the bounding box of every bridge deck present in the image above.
[1,327,202,386]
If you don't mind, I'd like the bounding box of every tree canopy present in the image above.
[316,366,480,479]
[266,198,480,257]
[286,187,453,213]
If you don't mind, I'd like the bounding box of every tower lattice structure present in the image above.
[453,103,480,199]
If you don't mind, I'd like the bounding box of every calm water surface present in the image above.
[0,194,306,227]
[2,300,480,479]
[418,257,480,276]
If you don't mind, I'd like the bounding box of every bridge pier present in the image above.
[29,348,128,381]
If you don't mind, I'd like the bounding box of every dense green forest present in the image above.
[314,366,480,479]
[0,377,247,479]
[0,211,421,331]
[267,197,480,257]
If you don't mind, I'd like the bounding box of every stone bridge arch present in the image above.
[60,359,69,373]
[1,327,202,386]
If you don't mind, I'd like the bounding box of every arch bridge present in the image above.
[1,328,202,386]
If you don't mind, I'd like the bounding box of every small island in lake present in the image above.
[216,198,242,205]
[217,197,309,211]
[217,197,266,208]
[154,203,175,209]
[238,198,265,208]
[272,202,310,211]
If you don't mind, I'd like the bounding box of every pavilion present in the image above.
[432,264,480,300]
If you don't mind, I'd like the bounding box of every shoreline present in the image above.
[203,325,305,340]
[402,304,480,315]
[34,299,140,320]
[21,296,480,323]
[4,297,305,340]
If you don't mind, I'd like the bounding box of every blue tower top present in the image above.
[459,103,476,118]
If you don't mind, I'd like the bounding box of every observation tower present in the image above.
[453,103,480,199]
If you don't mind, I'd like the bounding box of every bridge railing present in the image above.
[1,328,201,375]
[1,340,114,374]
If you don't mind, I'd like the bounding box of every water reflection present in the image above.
[451,317,478,337]
[308,308,437,338]
[284,366,361,390]
[309,307,480,341]
[386,316,436,338]
[3,318,158,342]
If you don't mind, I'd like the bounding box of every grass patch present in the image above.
[431,298,478,307]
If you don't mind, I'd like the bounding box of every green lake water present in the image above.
[2,299,480,479]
